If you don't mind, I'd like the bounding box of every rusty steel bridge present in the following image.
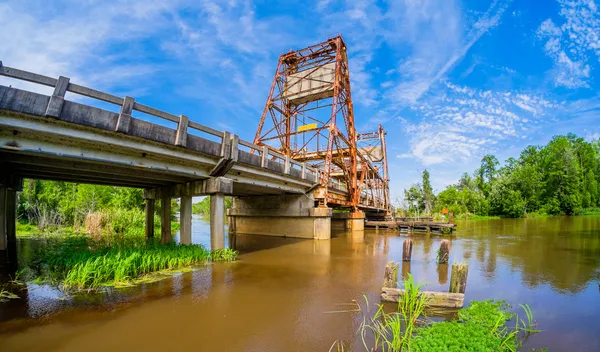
[0,35,391,259]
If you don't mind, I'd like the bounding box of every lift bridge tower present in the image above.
[253,35,391,217]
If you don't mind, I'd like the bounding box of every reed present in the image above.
[360,273,429,351]
[26,235,237,289]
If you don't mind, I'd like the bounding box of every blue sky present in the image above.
[1,0,600,203]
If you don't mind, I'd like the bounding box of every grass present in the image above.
[575,207,600,215]
[23,234,237,290]
[0,287,20,302]
[16,220,180,238]
[359,274,429,351]
[353,276,541,351]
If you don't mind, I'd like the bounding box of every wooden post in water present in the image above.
[401,261,411,281]
[438,240,450,264]
[449,263,468,294]
[402,239,413,262]
[383,261,399,288]
[437,264,449,285]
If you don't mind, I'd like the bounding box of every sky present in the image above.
[1,0,600,203]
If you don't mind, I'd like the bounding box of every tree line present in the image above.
[402,134,600,218]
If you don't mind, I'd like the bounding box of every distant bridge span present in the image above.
[0,59,389,257]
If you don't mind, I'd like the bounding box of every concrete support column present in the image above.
[5,189,16,250]
[160,196,172,244]
[180,195,192,245]
[0,187,6,251]
[310,207,332,240]
[145,198,155,239]
[210,193,225,250]
[347,211,365,231]
[332,211,365,232]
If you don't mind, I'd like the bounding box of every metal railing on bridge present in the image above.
[0,62,340,187]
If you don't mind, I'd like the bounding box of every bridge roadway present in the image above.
[0,63,387,259]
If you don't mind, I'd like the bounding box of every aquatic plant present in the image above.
[352,277,540,351]
[359,274,429,351]
[24,235,237,289]
[0,287,20,302]
[411,300,540,352]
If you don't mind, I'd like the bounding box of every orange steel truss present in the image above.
[253,35,390,213]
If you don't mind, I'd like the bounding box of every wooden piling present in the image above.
[402,239,413,262]
[437,264,449,285]
[438,239,450,264]
[449,263,468,294]
[401,261,411,281]
[383,261,399,288]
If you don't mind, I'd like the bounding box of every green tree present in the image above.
[422,169,434,214]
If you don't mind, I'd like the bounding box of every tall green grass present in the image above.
[26,235,236,289]
[360,274,429,351]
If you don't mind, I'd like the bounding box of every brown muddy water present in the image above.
[1,215,600,351]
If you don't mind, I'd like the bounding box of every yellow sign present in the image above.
[298,123,317,132]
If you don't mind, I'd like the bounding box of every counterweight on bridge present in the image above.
[253,36,390,213]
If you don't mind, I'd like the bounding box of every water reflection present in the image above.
[1,216,600,351]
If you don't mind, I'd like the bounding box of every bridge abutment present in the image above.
[228,194,332,239]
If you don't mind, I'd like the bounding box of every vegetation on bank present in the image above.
[332,276,541,352]
[22,235,236,289]
[402,134,600,218]
[16,179,182,238]
[10,180,237,291]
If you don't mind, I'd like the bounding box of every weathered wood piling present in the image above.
[402,239,413,262]
[383,261,399,288]
[380,260,467,308]
[401,261,411,281]
[437,264,448,285]
[449,263,468,294]
[438,239,450,264]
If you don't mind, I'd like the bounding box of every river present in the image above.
[1,215,599,351]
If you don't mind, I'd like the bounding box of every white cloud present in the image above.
[386,0,511,106]
[0,0,183,96]
[537,0,600,88]
[399,83,560,165]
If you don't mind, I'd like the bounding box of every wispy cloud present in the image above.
[386,0,512,106]
[537,0,599,88]
[0,0,182,95]
[399,83,560,165]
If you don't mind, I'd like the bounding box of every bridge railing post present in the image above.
[261,146,269,168]
[175,114,189,147]
[220,131,232,159]
[284,156,291,174]
[230,134,239,162]
[116,96,134,133]
[301,163,307,179]
[45,75,70,117]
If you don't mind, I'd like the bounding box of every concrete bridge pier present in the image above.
[332,211,365,232]
[144,177,231,250]
[228,194,332,239]
[179,195,192,245]
[0,175,22,267]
